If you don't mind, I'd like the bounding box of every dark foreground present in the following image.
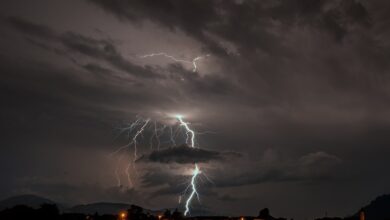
[1,194,390,220]
[0,204,376,220]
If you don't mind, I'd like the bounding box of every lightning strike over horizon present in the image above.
[111,114,207,215]
[185,164,200,216]
[139,52,210,72]
[176,115,201,216]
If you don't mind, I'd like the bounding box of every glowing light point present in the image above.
[120,211,127,219]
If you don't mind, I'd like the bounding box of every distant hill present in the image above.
[0,194,55,210]
[0,195,160,216]
[65,203,174,215]
[65,202,131,215]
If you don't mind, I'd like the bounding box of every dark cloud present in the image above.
[137,144,241,164]
[3,15,239,104]
[139,167,218,199]
[216,194,248,202]
[166,64,237,96]
[3,16,161,79]
[61,32,162,79]
[138,149,342,195]
[268,0,370,40]
[1,0,390,219]
[4,16,56,39]
[88,0,370,55]
[212,151,343,188]
[13,180,145,205]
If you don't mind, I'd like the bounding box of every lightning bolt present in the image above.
[184,164,200,216]
[176,115,200,216]
[177,115,195,148]
[127,118,150,184]
[150,121,167,150]
[169,126,176,146]
[132,119,150,159]
[111,117,150,188]
[111,114,208,215]
[114,153,125,187]
[139,53,210,72]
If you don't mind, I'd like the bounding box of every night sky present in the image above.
[1,0,390,219]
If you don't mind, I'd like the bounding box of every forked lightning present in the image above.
[139,52,209,72]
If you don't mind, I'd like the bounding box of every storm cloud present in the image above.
[137,144,241,164]
[1,0,390,219]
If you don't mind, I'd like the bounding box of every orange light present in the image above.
[240,217,244,220]
[120,212,127,218]
[158,215,162,219]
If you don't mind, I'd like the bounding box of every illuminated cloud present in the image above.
[137,144,241,164]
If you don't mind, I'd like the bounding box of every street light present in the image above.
[120,211,127,220]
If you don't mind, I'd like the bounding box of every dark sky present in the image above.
[1,0,390,219]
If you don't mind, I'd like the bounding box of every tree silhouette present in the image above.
[37,203,60,220]
[259,208,270,219]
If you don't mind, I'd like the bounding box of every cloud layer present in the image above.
[1,0,390,219]
[137,144,241,164]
